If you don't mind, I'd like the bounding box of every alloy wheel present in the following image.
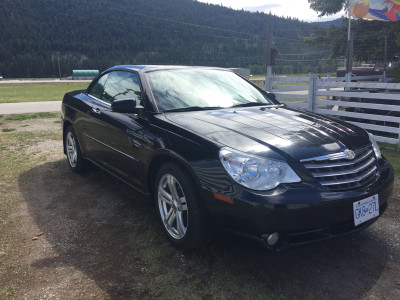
[66,131,78,168]
[158,174,188,240]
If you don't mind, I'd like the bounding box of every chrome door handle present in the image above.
[91,108,101,114]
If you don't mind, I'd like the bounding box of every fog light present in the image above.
[267,232,279,246]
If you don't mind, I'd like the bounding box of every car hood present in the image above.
[164,106,370,162]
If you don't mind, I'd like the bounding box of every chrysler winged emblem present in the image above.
[300,149,357,162]
[344,149,356,160]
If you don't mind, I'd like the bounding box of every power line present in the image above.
[273,37,303,42]
[203,55,265,60]
[0,2,258,43]
[279,51,331,56]
[277,58,345,62]
[81,0,261,39]
[4,3,389,65]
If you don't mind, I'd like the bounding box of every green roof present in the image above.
[72,70,99,77]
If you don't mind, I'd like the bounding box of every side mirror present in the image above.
[111,98,144,114]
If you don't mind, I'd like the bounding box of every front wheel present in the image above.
[64,126,89,173]
[155,162,207,250]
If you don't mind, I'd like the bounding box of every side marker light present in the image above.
[213,193,234,205]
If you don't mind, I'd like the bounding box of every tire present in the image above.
[154,162,207,250]
[64,126,89,173]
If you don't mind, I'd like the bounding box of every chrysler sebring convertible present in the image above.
[61,65,393,250]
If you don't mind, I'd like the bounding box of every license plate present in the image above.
[353,195,379,226]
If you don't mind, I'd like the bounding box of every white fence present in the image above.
[265,73,400,150]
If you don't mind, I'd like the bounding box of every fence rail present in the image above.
[265,72,400,151]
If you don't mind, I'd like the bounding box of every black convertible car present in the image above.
[61,65,393,250]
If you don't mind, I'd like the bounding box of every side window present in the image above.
[101,71,142,104]
[87,73,109,99]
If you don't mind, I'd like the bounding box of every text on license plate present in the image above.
[353,195,379,226]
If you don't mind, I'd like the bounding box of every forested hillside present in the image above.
[305,19,400,63]
[0,0,337,78]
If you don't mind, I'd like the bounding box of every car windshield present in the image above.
[146,69,276,112]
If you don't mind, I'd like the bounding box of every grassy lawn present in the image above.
[275,82,308,86]
[0,83,88,103]
[252,82,265,89]
[383,148,400,169]
[250,80,308,90]
[280,99,307,103]
[3,112,59,121]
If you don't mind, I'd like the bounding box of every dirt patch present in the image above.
[0,116,400,299]
[12,117,60,132]
[25,140,61,160]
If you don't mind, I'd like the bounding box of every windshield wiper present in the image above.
[163,106,222,113]
[231,102,271,108]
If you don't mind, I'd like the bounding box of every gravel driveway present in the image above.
[0,116,399,299]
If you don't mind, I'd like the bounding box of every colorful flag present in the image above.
[350,0,400,21]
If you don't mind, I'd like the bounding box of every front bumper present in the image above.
[199,158,394,250]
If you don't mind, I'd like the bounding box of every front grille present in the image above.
[302,147,378,191]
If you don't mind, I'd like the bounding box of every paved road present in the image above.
[0,101,62,115]
[0,79,90,87]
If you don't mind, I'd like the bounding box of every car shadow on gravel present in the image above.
[19,160,395,299]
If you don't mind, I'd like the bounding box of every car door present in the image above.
[76,72,110,155]
[83,70,148,189]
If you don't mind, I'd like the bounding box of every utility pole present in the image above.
[384,36,387,83]
[347,4,352,41]
[346,4,353,83]
[57,52,61,80]
[346,32,354,84]
[265,26,273,92]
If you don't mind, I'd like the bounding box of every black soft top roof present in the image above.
[105,65,228,73]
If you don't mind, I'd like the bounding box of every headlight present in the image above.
[219,147,301,191]
[368,132,382,159]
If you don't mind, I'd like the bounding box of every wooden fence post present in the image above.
[308,72,314,112]
[397,124,400,153]
[326,73,331,100]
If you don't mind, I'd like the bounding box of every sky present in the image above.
[197,0,345,22]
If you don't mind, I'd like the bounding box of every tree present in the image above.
[302,19,400,63]
[1,0,318,77]
[308,0,348,17]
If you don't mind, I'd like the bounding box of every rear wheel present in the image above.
[65,126,88,173]
[155,162,207,250]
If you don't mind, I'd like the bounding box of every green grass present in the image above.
[0,83,88,103]
[382,149,400,176]
[276,82,308,86]
[2,128,16,132]
[4,112,59,121]
[280,98,307,103]
[378,141,400,176]
[252,82,264,89]
[250,80,308,89]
